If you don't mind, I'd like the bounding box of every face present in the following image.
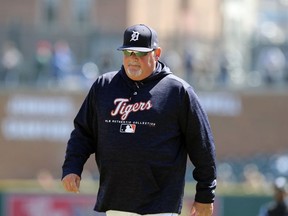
[122,48,161,81]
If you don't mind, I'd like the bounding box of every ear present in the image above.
[154,48,162,60]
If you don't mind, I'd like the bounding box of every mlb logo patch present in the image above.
[120,124,136,133]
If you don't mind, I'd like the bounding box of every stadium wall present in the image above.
[0,89,287,179]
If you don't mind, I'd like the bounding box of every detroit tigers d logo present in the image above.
[130,31,140,42]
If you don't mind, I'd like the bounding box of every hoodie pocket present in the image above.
[99,160,161,206]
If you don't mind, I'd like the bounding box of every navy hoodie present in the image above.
[62,61,216,214]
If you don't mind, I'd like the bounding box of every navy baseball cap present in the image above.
[117,24,159,52]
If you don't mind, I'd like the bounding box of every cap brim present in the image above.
[117,46,154,52]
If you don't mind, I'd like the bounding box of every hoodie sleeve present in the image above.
[180,86,217,203]
[62,85,98,179]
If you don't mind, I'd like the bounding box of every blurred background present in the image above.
[1,0,288,215]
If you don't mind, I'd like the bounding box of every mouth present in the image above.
[128,62,140,67]
[128,63,140,70]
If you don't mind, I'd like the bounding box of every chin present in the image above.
[127,70,142,78]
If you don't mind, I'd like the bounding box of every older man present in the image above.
[62,24,217,216]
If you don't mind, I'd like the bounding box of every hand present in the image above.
[62,173,81,193]
[190,202,213,216]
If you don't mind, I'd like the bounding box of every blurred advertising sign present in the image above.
[4,193,220,216]
[6,194,98,216]
[198,92,242,116]
[1,94,76,141]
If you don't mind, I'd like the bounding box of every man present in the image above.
[258,177,288,216]
[62,24,217,216]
